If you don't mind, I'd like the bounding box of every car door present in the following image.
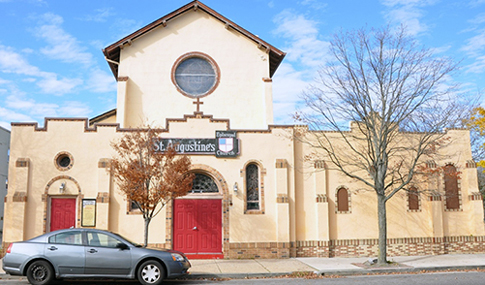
[44,230,85,275]
[84,231,131,275]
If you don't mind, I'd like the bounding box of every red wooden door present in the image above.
[173,199,222,257]
[50,198,76,232]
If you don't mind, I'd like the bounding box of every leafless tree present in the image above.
[111,126,194,247]
[297,26,475,264]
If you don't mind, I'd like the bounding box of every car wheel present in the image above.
[26,260,54,285]
[138,260,165,285]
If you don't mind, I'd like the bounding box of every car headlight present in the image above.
[171,253,185,262]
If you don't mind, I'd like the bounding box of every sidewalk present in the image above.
[1,254,485,280]
[187,254,485,279]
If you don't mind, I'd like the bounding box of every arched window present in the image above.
[337,187,349,212]
[246,164,259,210]
[408,186,419,211]
[444,164,460,210]
[189,173,218,193]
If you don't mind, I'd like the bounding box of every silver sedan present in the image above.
[2,228,191,285]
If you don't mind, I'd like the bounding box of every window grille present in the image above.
[190,173,218,193]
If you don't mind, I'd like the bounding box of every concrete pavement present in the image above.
[1,254,485,281]
[188,254,485,279]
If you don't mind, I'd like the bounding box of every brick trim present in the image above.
[96,192,110,203]
[15,158,30,167]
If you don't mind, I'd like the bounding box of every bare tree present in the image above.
[297,26,474,264]
[111,126,194,247]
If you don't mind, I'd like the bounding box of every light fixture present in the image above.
[59,182,66,193]
[233,182,238,193]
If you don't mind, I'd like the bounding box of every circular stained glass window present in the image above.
[172,53,219,98]
[54,152,73,171]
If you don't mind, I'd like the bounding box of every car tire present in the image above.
[26,260,54,285]
[137,260,165,285]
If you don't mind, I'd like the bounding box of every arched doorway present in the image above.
[173,173,223,259]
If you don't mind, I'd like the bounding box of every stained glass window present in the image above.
[246,164,259,210]
[174,57,216,97]
[190,173,218,193]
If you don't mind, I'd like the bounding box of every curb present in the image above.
[317,265,485,276]
[1,266,485,281]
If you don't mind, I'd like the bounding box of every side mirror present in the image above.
[116,243,129,250]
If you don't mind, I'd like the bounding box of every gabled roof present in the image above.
[102,0,285,79]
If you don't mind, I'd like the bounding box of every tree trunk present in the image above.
[144,217,151,247]
[377,193,387,265]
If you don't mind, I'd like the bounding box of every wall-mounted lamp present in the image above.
[233,182,238,193]
[59,182,66,193]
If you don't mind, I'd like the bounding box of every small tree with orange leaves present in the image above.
[110,126,194,247]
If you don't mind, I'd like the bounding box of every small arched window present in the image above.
[189,173,218,193]
[246,164,259,210]
[408,186,419,211]
[337,187,349,212]
[444,164,460,210]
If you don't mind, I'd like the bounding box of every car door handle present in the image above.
[192,227,197,230]
[48,246,58,251]
[88,249,98,253]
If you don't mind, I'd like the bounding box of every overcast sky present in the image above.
[0,0,484,129]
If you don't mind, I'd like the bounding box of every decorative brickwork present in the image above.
[466,160,477,168]
[276,194,288,203]
[12,192,27,202]
[316,194,327,203]
[469,192,483,201]
[275,159,287,169]
[96,192,110,203]
[15,158,30,167]
[98,158,111,168]
[226,242,291,259]
[428,194,442,201]
[314,160,326,169]
[295,236,485,258]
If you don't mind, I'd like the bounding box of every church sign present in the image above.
[154,131,239,158]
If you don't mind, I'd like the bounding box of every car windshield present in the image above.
[113,233,143,247]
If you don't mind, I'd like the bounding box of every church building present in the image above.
[3,1,485,259]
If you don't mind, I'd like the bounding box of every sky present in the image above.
[0,0,484,129]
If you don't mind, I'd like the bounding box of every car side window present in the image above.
[87,232,121,248]
[48,231,83,245]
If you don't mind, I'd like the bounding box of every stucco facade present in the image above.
[3,1,485,259]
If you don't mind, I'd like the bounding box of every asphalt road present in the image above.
[3,271,485,284]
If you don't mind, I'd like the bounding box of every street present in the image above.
[3,271,485,285]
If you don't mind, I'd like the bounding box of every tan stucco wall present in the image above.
[117,10,272,130]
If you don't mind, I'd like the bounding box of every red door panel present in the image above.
[173,199,222,256]
[50,198,76,232]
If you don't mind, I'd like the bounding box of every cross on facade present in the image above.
[193,97,204,113]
